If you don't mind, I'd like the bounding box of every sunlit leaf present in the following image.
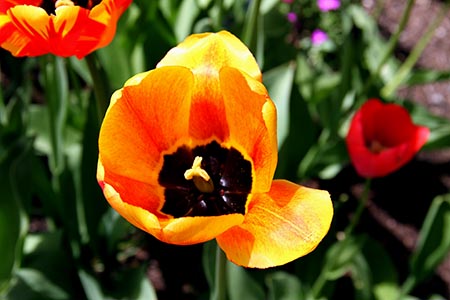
[227,263,265,300]
[410,194,450,284]
[78,269,104,300]
[174,0,200,42]
[266,271,304,300]
[362,238,399,300]
[263,62,295,148]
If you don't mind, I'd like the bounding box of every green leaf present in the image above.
[323,236,366,281]
[0,164,25,295]
[0,121,32,295]
[133,274,158,300]
[298,135,348,180]
[201,240,217,289]
[227,263,265,300]
[263,62,296,148]
[78,269,104,300]
[410,194,450,284]
[350,252,372,300]
[362,238,399,300]
[174,0,200,41]
[266,271,304,300]
[19,232,83,298]
[15,269,69,300]
[404,69,450,85]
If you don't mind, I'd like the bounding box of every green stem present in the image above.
[345,178,372,237]
[373,0,386,20]
[214,0,224,31]
[311,267,328,298]
[43,55,68,180]
[84,53,110,124]
[311,179,372,298]
[242,0,262,53]
[381,3,450,98]
[361,0,415,96]
[397,275,417,300]
[211,245,227,300]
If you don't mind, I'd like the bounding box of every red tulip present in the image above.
[346,99,429,178]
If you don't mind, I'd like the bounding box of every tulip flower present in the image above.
[0,0,131,58]
[97,31,333,268]
[346,99,430,178]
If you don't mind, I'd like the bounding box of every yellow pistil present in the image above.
[184,156,214,193]
[55,0,75,8]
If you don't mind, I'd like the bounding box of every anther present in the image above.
[184,156,214,193]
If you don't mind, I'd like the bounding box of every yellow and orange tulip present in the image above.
[0,0,131,58]
[97,31,333,268]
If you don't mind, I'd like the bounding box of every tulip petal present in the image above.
[157,31,262,82]
[0,0,131,57]
[216,180,333,268]
[98,67,194,209]
[98,161,245,245]
[346,99,430,178]
[219,67,278,194]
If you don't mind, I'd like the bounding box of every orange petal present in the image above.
[1,0,131,57]
[6,5,50,55]
[98,67,194,209]
[219,67,278,194]
[186,69,230,141]
[98,161,245,245]
[216,180,333,268]
[157,31,262,82]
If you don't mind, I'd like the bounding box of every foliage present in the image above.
[1,0,450,299]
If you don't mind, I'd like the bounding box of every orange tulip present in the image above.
[97,31,333,268]
[0,0,131,58]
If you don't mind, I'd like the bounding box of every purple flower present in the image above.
[317,0,340,11]
[311,29,328,45]
[286,12,298,24]
[282,0,294,3]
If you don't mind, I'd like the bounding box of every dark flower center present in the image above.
[40,0,101,14]
[158,141,252,218]
[367,139,386,154]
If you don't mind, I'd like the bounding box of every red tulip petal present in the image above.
[216,180,333,268]
[346,99,430,178]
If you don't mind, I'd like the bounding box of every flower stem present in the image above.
[214,0,224,31]
[381,2,450,98]
[42,55,68,179]
[242,0,262,54]
[397,275,417,300]
[211,244,227,300]
[361,0,415,97]
[345,178,372,237]
[84,52,110,124]
[311,179,372,298]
